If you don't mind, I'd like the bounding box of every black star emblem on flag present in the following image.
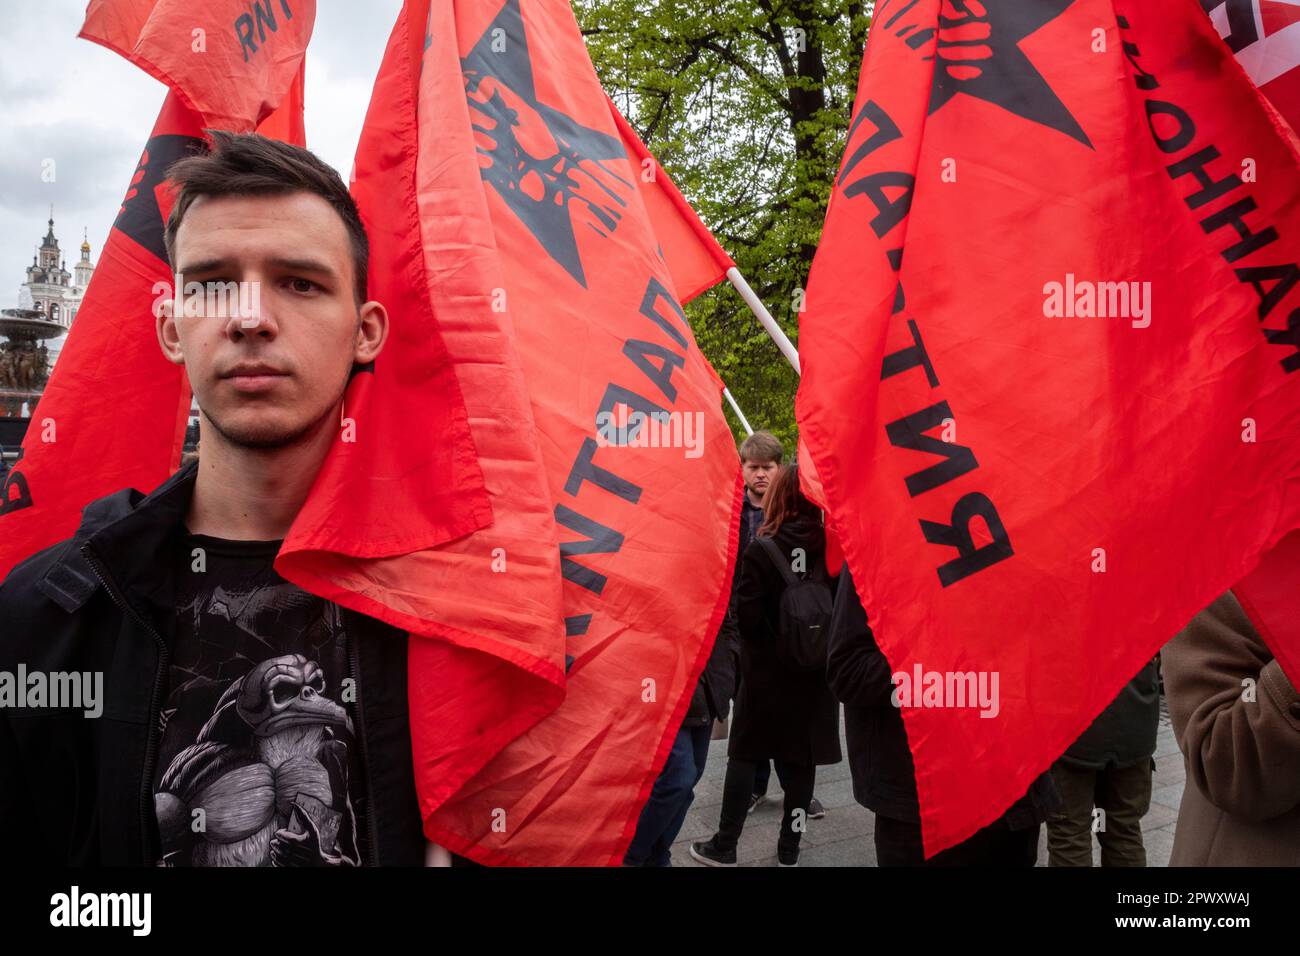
[461,0,630,287]
[924,0,1092,148]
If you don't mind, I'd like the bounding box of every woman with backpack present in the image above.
[690,464,842,867]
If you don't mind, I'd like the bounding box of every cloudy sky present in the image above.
[0,0,402,307]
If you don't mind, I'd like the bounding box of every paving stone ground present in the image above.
[671,697,1183,867]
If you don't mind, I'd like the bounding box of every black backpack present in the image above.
[756,536,833,672]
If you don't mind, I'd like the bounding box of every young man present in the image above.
[738,431,781,555]
[0,132,427,865]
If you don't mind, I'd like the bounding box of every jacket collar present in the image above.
[38,460,199,619]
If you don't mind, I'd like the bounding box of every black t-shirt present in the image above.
[152,533,370,867]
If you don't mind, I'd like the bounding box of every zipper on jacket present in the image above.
[346,628,382,867]
[81,542,169,866]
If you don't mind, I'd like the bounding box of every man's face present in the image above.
[157,191,382,450]
[742,457,779,501]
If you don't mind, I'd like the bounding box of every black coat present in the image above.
[1060,657,1160,770]
[720,494,764,704]
[0,461,427,865]
[827,567,1058,827]
[728,516,842,767]
[681,492,753,727]
[683,620,736,726]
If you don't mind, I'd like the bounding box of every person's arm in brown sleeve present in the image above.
[1163,590,1300,822]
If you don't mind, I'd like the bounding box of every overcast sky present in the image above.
[0,0,402,307]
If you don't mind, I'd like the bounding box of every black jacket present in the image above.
[0,461,426,865]
[1060,657,1161,770]
[729,516,842,767]
[683,623,736,727]
[683,491,758,727]
[721,495,764,700]
[827,568,1057,828]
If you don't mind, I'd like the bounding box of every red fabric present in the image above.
[329,0,741,866]
[797,0,1300,857]
[0,32,308,580]
[796,438,825,508]
[1204,1,1300,132]
[79,0,315,132]
[0,93,200,579]
[796,439,842,576]
[1263,0,1300,33]
[253,65,306,146]
[607,97,736,302]
[275,0,565,842]
[1234,530,1300,686]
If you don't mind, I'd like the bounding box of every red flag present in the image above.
[320,0,741,866]
[80,0,315,131]
[797,0,1300,856]
[0,93,203,579]
[0,22,309,580]
[607,99,736,302]
[275,0,566,824]
[254,64,307,146]
[1205,0,1300,129]
[607,103,741,405]
[1234,529,1300,684]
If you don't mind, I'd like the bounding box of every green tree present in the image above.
[574,0,873,450]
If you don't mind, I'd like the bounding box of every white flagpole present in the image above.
[725,266,801,375]
[723,387,753,435]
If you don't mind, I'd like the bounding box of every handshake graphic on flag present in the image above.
[0,0,1298,886]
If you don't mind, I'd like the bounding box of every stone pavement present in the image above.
[671,696,1184,867]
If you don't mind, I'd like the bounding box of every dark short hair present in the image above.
[739,430,784,464]
[163,130,369,303]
